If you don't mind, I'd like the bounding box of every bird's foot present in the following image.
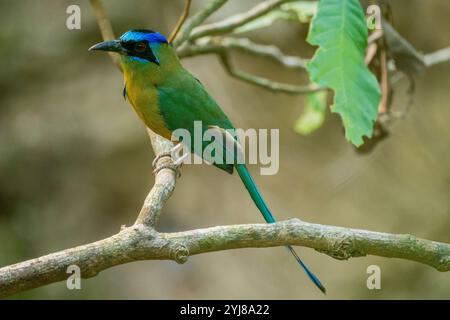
[152,146,187,178]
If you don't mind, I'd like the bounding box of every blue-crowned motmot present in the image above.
[90,29,326,293]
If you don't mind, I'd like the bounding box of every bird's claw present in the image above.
[151,151,172,169]
[152,147,187,178]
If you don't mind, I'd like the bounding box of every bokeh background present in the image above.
[0,0,449,299]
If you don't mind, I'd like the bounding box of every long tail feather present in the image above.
[235,164,326,294]
[286,245,326,294]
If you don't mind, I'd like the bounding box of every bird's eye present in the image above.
[134,42,147,53]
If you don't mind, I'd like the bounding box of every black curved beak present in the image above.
[89,40,124,53]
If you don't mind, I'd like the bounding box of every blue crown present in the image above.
[120,29,167,44]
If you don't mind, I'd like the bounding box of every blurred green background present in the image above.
[0,0,449,299]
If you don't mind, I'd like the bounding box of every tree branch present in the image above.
[178,36,308,70]
[89,0,122,71]
[135,131,177,227]
[218,52,321,94]
[168,0,192,44]
[390,46,450,85]
[1,219,449,297]
[172,0,228,47]
[423,46,450,67]
[189,0,288,41]
[177,37,320,94]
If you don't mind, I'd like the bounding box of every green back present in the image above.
[157,68,235,173]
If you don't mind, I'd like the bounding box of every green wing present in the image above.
[157,70,235,174]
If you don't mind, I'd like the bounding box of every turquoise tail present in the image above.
[235,164,326,294]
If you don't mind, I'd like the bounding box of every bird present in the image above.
[89,29,326,294]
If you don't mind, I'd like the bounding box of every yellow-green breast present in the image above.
[121,56,172,140]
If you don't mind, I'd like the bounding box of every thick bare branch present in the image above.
[134,130,176,227]
[1,219,449,297]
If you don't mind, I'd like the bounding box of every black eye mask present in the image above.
[121,40,159,65]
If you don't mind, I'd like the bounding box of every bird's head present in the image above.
[89,29,168,66]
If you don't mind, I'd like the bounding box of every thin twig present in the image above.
[1,218,449,297]
[378,50,388,114]
[178,39,320,94]
[178,36,308,70]
[168,0,192,44]
[173,0,228,47]
[189,0,287,41]
[424,46,450,67]
[219,52,320,94]
[89,0,122,71]
[390,46,450,84]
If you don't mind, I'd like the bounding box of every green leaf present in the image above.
[294,90,327,135]
[306,0,381,146]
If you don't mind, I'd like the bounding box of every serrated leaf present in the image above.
[306,0,381,146]
[294,90,327,135]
